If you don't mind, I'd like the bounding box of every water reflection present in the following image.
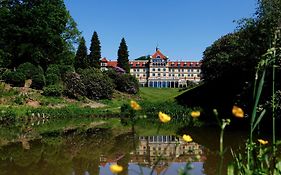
[0,127,246,175]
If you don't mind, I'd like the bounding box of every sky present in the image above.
[64,0,257,61]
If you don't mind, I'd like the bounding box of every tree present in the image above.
[74,37,88,70]
[117,38,130,73]
[89,31,101,69]
[0,0,80,69]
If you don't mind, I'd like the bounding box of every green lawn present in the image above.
[138,87,184,103]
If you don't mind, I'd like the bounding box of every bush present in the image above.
[107,69,139,94]
[30,74,46,89]
[46,64,60,76]
[43,84,63,97]
[17,62,38,79]
[46,73,60,86]
[59,65,75,76]
[63,72,86,99]
[0,108,16,126]
[3,70,26,87]
[80,68,114,100]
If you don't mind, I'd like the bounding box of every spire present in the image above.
[156,43,159,51]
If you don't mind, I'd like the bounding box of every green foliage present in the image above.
[107,69,139,94]
[59,65,75,76]
[117,38,130,73]
[0,108,16,126]
[46,64,60,76]
[30,74,46,90]
[3,70,26,87]
[89,31,101,69]
[17,62,38,79]
[43,85,63,97]
[80,68,114,100]
[46,73,60,86]
[74,37,88,70]
[0,0,80,68]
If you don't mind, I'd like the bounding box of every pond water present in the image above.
[0,124,248,175]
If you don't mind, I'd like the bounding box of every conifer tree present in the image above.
[74,37,88,70]
[89,31,101,68]
[117,38,130,73]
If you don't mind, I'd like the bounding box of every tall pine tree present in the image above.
[117,38,130,73]
[74,37,88,70]
[89,31,101,68]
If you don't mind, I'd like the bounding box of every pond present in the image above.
[0,122,248,175]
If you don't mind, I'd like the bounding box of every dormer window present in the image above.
[157,55,161,58]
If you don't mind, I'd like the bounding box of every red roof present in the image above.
[168,61,201,68]
[129,61,147,68]
[151,49,167,59]
[107,61,117,67]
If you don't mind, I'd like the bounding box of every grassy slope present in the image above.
[138,87,184,103]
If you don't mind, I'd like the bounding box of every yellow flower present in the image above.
[183,134,193,142]
[159,111,171,123]
[258,139,268,145]
[110,164,123,174]
[191,111,200,118]
[130,100,141,110]
[232,105,244,118]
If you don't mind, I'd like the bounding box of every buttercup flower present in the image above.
[130,100,141,110]
[191,111,200,118]
[258,139,268,145]
[183,134,193,142]
[110,164,123,174]
[232,105,244,118]
[159,111,171,123]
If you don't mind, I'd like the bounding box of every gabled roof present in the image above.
[107,61,117,67]
[151,49,167,59]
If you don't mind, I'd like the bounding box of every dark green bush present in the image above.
[46,73,60,86]
[30,74,46,89]
[17,62,38,79]
[59,65,75,76]
[80,68,114,100]
[3,70,26,87]
[46,64,60,76]
[107,69,139,94]
[63,72,86,99]
[43,84,63,97]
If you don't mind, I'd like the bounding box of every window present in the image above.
[158,68,160,71]
[163,73,166,76]
[158,73,160,76]
[152,73,155,76]
[163,68,166,71]
[152,68,155,71]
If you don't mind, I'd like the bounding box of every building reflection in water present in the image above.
[99,135,206,175]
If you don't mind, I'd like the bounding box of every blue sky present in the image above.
[64,0,257,61]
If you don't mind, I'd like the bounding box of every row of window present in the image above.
[133,68,200,72]
[134,73,200,77]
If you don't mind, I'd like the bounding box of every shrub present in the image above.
[46,73,60,86]
[3,70,26,87]
[80,68,114,100]
[107,69,139,94]
[59,65,75,76]
[17,62,38,79]
[30,74,46,89]
[43,84,63,97]
[0,108,16,126]
[63,72,86,99]
[46,64,60,76]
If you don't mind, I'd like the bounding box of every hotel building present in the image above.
[101,49,201,88]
